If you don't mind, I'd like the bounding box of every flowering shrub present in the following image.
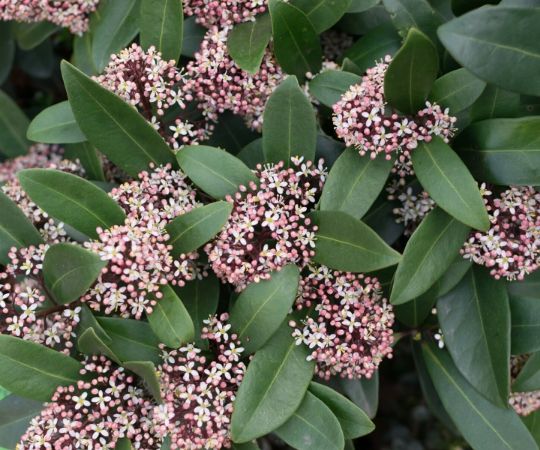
[1,1,540,450]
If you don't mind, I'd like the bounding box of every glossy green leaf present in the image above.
[348,0,380,12]
[65,142,106,181]
[177,145,257,199]
[510,292,540,355]
[523,410,540,447]
[320,148,394,219]
[311,211,401,272]
[308,70,361,107]
[140,0,183,62]
[429,68,486,113]
[230,322,315,442]
[230,265,300,354]
[72,32,97,76]
[0,335,81,402]
[166,202,232,256]
[422,342,537,450]
[382,0,443,42]
[513,353,540,392]
[470,85,521,121]
[115,438,133,450]
[78,304,112,345]
[294,0,352,33]
[336,375,379,419]
[14,22,57,50]
[237,138,264,169]
[0,395,44,448]
[181,17,206,57]
[438,6,540,96]
[206,111,259,154]
[147,284,195,348]
[228,14,272,74]
[18,169,126,238]
[232,443,260,450]
[263,76,317,166]
[78,327,122,364]
[43,243,106,305]
[411,137,490,231]
[61,60,175,177]
[0,90,29,157]
[384,27,439,114]
[391,207,470,305]
[437,267,510,406]
[269,0,322,80]
[275,392,344,450]
[0,24,15,85]
[123,361,163,402]
[27,101,86,144]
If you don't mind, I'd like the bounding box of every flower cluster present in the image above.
[205,157,326,291]
[96,44,211,151]
[0,0,99,34]
[509,355,540,416]
[333,56,456,175]
[186,27,285,131]
[153,314,246,450]
[291,265,394,380]
[19,355,160,449]
[462,185,540,281]
[183,0,268,29]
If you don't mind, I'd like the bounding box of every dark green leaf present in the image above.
[13,22,57,50]
[140,0,183,62]
[363,193,405,245]
[78,304,112,345]
[78,327,121,364]
[115,438,133,450]
[382,0,443,42]
[232,442,260,450]
[348,0,380,12]
[336,375,379,419]
[429,68,486,113]
[123,361,163,402]
[0,395,44,448]
[65,142,106,181]
[510,291,540,355]
[470,85,521,121]
[0,90,29,157]
[237,138,264,169]
[513,353,540,392]
[0,24,15,85]
[181,17,206,57]
[73,32,98,76]
[523,410,540,447]
[451,0,499,15]
[27,101,86,144]
[206,111,259,155]
[308,70,361,107]
[294,0,352,33]
[228,14,272,74]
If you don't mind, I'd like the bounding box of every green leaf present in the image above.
[0,395,44,448]
[0,335,81,402]
[123,361,163,403]
[311,211,402,272]
[140,0,183,62]
[523,410,540,447]
[147,284,195,348]
[294,0,352,33]
[166,201,232,256]
[115,438,133,450]
[92,0,141,71]
[61,60,175,177]
[309,382,375,439]
[263,76,317,166]
[0,90,29,157]
[319,148,394,219]
[470,84,521,121]
[382,0,443,42]
[78,327,122,364]
[65,142,106,181]
[14,22,57,50]
[308,70,361,107]
[230,265,300,354]
[230,322,315,442]
[0,24,15,86]
[177,145,257,199]
[438,6,540,96]
[391,207,470,305]
[429,68,486,113]
[384,27,439,114]
[269,0,322,80]
[237,138,264,169]
[27,101,86,144]
[336,375,379,419]
[411,137,489,231]
[437,267,510,406]
[348,0,380,12]
[275,392,345,450]
[228,14,272,74]
[18,169,126,239]
[421,342,538,450]
[78,304,112,345]
[456,117,540,186]
[73,32,98,76]
[181,17,206,57]
[43,243,106,305]
[0,191,43,265]
[510,292,540,355]
[513,353,540,392]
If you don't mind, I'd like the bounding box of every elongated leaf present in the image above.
[140,0,183,62]
[27,101,86,144]
[182,17,206,57]
[309,382,375,439]
[123,361,162,402]
[275,392,344,450]
[65,142,106,181]
[230,322,315,442]
[336,375,379,419]
[411,137,489,231]
[43,243,106,305]
[148,285,194,348]
[382,0,443,42]
[510,292,540,355]
[0,395,43,448]
[61,61,175,177]
[263,76,317,166]
[78,327,122,364]
[115,438,133,450]
[320,148,394,219]
[311,211,401,272]
[177,146,257,199]
[470,85,521,121]
[230,265,300,354]
[513,353,540,392]
[0,24,15,86]
[0,90,29,157]
[437,267,510,406]
[438,6,540,96]
[78,304,112,345]
[348,0,379,12]
[456,117,540,186]
[18,169,126,238]
[391,208,470,305]
[0,335,81,402]
[422,342,537,450]
[228,14,272,74]
[384,27,439,114]
[166,202,232,256]
[14,22,57,50]
[294,0,352,33]
[429,68,486,113]
[269,0,322,80]
[308,71,361,107]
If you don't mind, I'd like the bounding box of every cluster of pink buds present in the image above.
[186,26,285,131]
[462,185,540,281]
[509,355,540,416]
[291,265,394,380]
[183,0,268,29]
[19,355,160,449]
[332,56,456,175]
[205,157,327,291]
[0,0,99,35]
[153,313,246,450]
[0,245,80,354]
[96,44,212,151]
